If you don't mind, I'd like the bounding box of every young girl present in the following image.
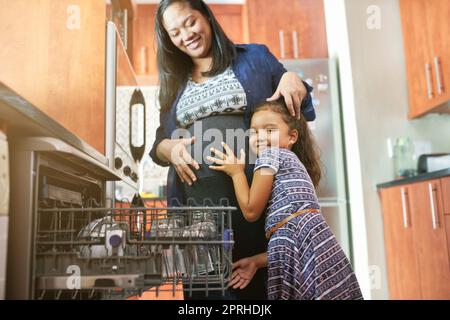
[208,99,363,300]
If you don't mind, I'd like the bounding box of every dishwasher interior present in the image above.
[7,137,235,300]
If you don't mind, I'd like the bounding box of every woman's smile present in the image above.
[186,37,201,50]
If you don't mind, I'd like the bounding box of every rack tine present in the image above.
[38,290,46,300]
[55,290,62,300]
[88,289,96,299]
[71,289,78,300]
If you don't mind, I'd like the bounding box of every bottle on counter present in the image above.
[393,137,417,178]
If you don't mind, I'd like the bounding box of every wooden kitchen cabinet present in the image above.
[407,180,450,299]
[0,0,106,154]
[210,4,246,45]
[442,177,450,215]
[399,0,450,118]
[380,185,422,299]
[399,0,435,118]
[425,0,450,109]
[244,0,328,59]
[379,178,450,299]
[132,4,158,85]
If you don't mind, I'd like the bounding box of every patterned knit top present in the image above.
[176,66,247,128]
[254,147,321,232]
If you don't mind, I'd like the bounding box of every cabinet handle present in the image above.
[425,63,434,99]
[123,9,128,50]
[292,31,299,59]
[434,57,444,95]
[428,183,439,230]
[279,30,285,59]
[401,188,409,229]
[140,47,147,74]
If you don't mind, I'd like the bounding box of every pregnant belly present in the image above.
[182,114,248,206]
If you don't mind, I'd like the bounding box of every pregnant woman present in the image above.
[150,0,316,299]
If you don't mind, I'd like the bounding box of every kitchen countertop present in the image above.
[0,82,108,166]
[377,168,450,189]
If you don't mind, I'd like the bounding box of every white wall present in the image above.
[325,0,450,300]
[323,0,371,299]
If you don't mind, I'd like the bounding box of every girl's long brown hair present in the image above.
[253,99,322,188]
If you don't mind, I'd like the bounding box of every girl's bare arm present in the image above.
[208,142,274,222]
[230,169,274,222]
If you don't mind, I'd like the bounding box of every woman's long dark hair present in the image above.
[155,0,236,111]
[253,99,322,188]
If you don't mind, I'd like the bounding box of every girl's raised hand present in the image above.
[207,142,245,177]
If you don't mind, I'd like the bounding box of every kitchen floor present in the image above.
[127,284,184,300]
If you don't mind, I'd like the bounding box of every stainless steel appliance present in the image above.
[6,137,117,299]
[105,21,145,205]
[0,127,9,299]
[418,153,450,174]
[5,136,233,300]
[282,59,352,259]
[5,134,235,298]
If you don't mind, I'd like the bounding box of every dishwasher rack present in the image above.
[34,204,235,300]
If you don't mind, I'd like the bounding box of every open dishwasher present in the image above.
[7,137,235,300]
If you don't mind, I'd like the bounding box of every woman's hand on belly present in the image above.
[157,137,200,186]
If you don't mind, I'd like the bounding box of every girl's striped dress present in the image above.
[254,147,363,300]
